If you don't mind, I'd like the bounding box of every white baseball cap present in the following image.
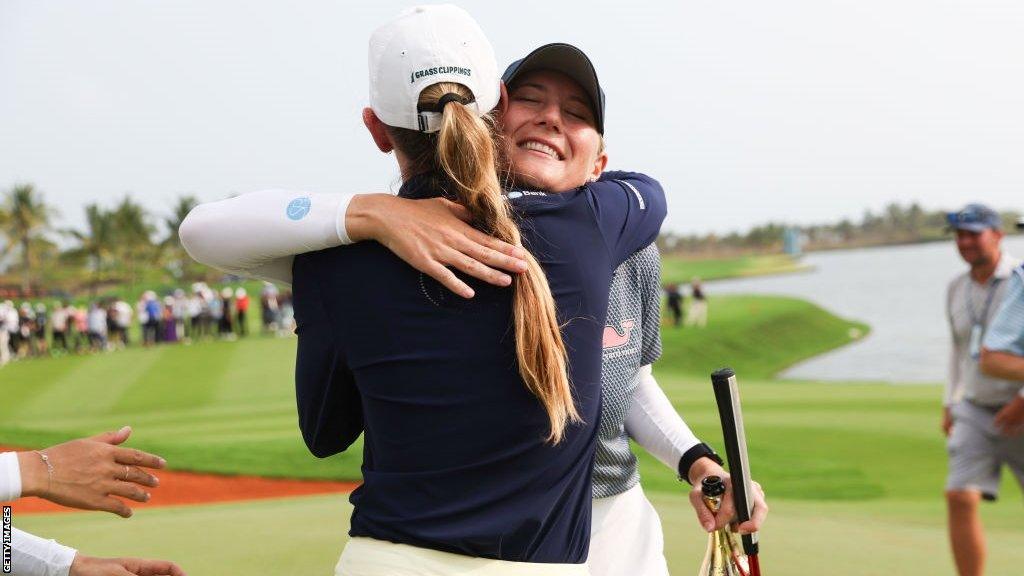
[368,4,499,133]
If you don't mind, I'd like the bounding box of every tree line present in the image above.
[3,184,1021,296]
[658,202,1022,257]
[0,183,204,297]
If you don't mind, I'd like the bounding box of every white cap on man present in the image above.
[368,4,499,133]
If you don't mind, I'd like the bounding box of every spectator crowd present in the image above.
[0,282,293,367]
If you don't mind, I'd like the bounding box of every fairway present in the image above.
[14,487,1024,575]
[3,294,1022,574]
[0,295,863,481]
[660,254,808,284]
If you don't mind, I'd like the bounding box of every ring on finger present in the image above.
[122,465,130,481]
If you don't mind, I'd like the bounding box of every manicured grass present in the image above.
[6,291,1023,574]
[657,295,867,379]
[631,377,947,502]
[661,253,808,284]
[13,490,1023,575]
[0,336,363,481]
[12,496,350,575]
[0,295,863,483]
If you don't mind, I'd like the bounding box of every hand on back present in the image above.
[347,194,528,298]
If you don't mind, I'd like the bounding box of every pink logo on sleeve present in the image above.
[602,319,636,349]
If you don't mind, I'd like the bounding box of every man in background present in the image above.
[260,282,279,334]
[86,302,108,352]
[685,278,708,328]
[0,300,12,366]
[235,287,249,337]
[51,301,69,353]
[32,303,48,356]
[114,298,133,347]
[942,204,1022,576]
[664,284,684,327]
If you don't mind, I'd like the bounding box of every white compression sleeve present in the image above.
[0,451,22,501]
[179,190,356,285]
[11,527,77,576]
[625,365,701,473]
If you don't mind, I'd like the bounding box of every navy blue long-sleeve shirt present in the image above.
[291,170,666,563]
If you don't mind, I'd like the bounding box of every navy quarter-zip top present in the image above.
[292,170,665,563]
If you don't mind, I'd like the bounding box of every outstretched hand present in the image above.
[346,194,528,298]
[19,426,166,517]
[70,555,186,576]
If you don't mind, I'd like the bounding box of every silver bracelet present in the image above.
[33,450,53,495]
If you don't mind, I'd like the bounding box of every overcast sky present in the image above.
[2,0,1022,237]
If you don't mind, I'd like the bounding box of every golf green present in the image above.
[13,491,1023,575]
[3,294,1022,574]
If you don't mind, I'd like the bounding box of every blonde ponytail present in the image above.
[391,82,579,443]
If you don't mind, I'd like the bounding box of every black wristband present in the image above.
[677,442,724,485]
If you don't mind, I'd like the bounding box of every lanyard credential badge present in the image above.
[969,323,984,360]
[966,278,1001,360]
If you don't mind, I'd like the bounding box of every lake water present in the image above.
[706,236,1024,384]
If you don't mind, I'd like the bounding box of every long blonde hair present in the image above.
[388,82,579,443]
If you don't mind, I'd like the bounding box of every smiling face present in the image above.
[501,70,607,192]
[955,228,1003,269]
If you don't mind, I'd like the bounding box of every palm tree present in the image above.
[160,195,202,281]
[163,194,198,248]
[67,204,115,296]
[111,195,155,291]
[0,183,56,293]
[0,208,8,265]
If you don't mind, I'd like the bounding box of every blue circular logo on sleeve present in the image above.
[286,197,312,221]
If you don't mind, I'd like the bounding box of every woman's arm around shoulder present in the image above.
[179,190,527,294]
[179,189,355,284]
[583,171,667,267]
